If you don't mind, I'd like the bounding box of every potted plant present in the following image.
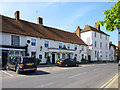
[81,58,88,64]
[74,57,77,61]
[34,58,41,65]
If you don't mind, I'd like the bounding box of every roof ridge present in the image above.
[1,14,75,35]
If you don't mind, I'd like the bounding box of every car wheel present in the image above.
[6,65,9,70]
[16,67,20,74]
[65,64,68,67]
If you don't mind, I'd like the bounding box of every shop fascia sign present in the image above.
[89,45,92,51]
[0,48,25,51]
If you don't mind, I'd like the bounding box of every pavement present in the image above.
[1,63,119,88]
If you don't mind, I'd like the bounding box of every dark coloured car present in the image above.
[118,60,120,66]
[56,59,77,67]
[6,56,37,74]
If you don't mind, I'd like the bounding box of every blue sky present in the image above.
[0,2,118,46]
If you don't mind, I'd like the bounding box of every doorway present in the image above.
[2,51,8,67]
[52,53,55,64]
[88,55,91,62]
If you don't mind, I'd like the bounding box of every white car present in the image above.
[119,60,120,66]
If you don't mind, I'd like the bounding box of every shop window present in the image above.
[11,35,20,46]
[15,51,19,56]
[31,52,36,58]
[31,39,36,46]
[10,51,14,56]
[44,41,49,48]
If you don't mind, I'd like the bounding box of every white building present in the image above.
[0,11,87,66]
[109,42,116,61]
[74,23,110,62]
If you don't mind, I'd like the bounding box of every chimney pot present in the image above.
[94,22,100,30]
[37,17,43,25]
[14,11,20,20]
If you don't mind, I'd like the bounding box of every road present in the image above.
[2,63,118,88]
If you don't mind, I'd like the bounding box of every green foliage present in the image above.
[34,58,41,65]
[99,1,120,31]
[74,57,77,61]
[81,58,88,63]
[47,56,50,62]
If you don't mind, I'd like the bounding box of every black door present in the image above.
[2,52,8,67]
[88,55,91,62]
[68,54,70,59]
[52,54,55,64]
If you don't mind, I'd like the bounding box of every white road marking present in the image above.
[2,71,13,77]
[69,73,82,79]
[36,82,53,88]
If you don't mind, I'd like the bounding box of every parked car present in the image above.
[6,56,37,74]
[118,60,120,66]
[56,58,77,67]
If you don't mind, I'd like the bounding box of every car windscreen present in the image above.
[23,58,35,64]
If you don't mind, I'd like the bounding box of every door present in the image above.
[88,55,91,62]
[52,54,55,64]
[2,52,8,68]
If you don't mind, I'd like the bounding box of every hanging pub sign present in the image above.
[99,49,102,56]
[89,45,92,51]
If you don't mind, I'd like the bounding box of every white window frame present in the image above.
[31,39,36,46]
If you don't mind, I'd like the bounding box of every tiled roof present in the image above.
[81,25,110,36]
[0,15,87,46]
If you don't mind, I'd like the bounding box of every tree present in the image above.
[98,1,120,31]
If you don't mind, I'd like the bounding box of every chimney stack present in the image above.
[37,17,43,25]
[14,11,20,20]
[73,26,81,37]
[94,22,100,30]
[110,41,112,44]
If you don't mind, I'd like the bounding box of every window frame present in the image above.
[67,44,70,49]
[59,43,62,49]
[11,35,20,46]
[44,40,49,48]
[31,39,36,46]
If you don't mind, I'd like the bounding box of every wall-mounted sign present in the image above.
[99,49,102,56]
[89,45,92,51]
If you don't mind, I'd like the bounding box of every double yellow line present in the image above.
[100,72,120,89]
